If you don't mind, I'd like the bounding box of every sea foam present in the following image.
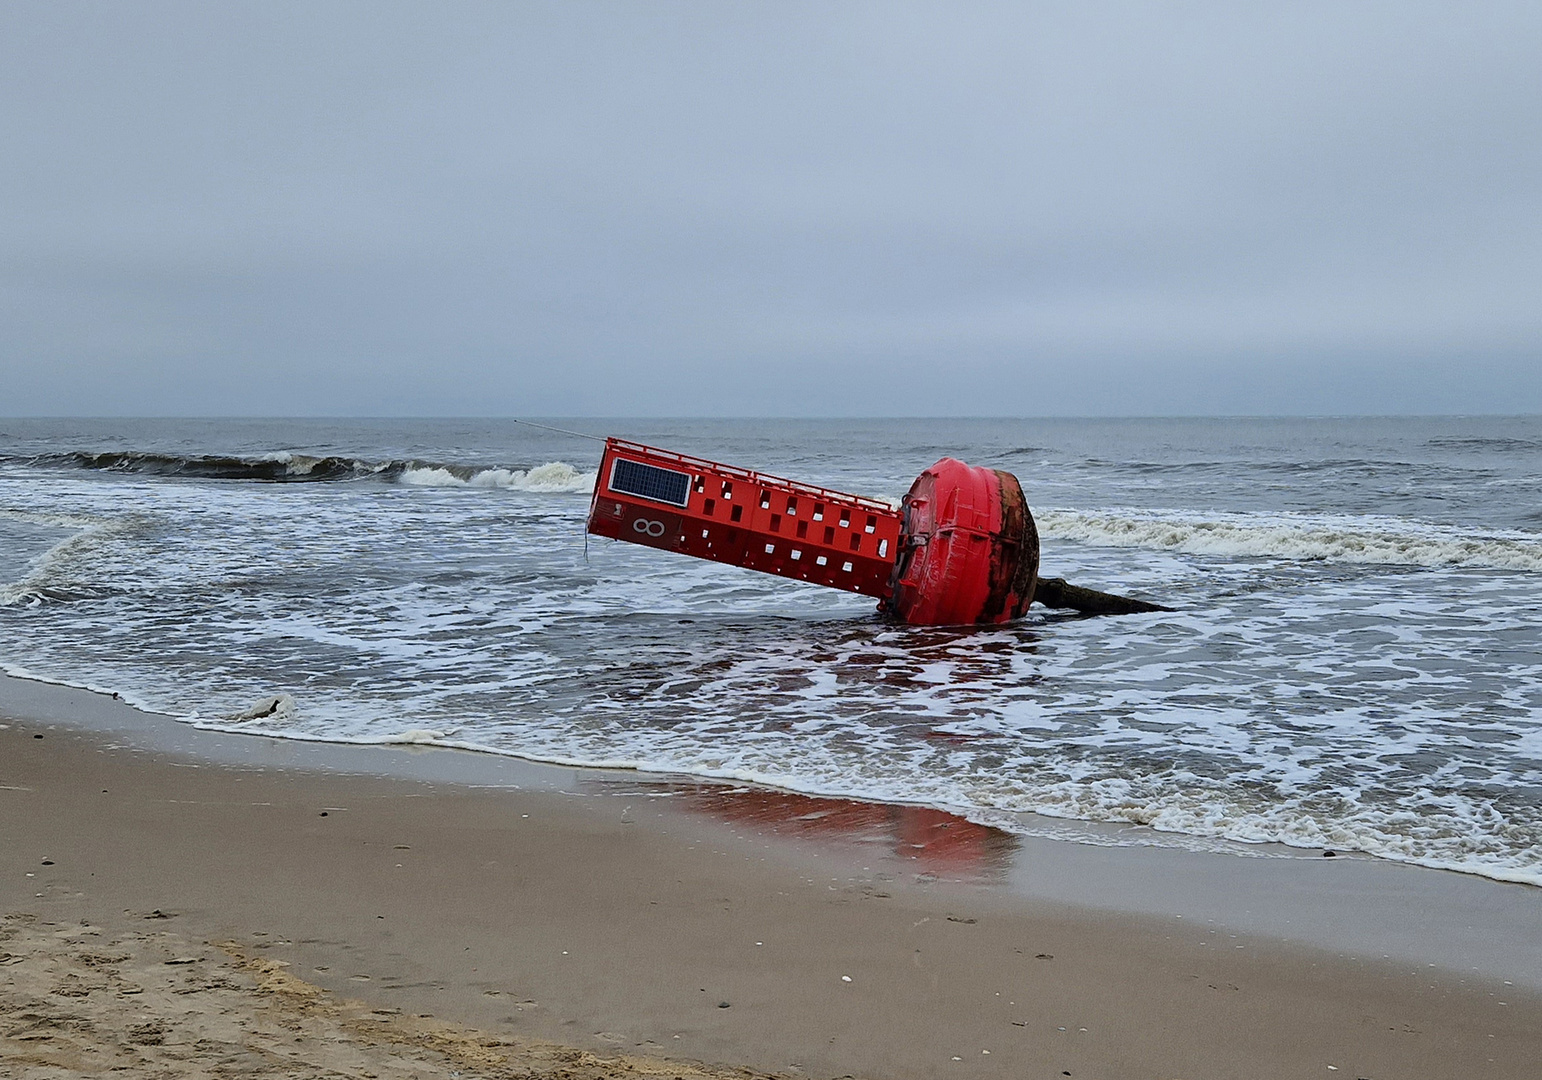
[0,510,125,607]
[397,461,594,492]
[1037,508,1542,571]
[6,418,1541,892]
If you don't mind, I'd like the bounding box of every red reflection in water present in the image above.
[671,785,1016,878]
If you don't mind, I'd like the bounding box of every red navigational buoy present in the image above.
[885,458,1038,626]
[586,438,1041,626]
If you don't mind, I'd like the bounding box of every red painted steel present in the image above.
[586,439,904,598]
[886,458,1040,626]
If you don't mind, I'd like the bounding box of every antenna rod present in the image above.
[509,418,607,442]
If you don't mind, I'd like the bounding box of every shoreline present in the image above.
[4,670,1540,988]
[11,657,1539,891]
[5,672,1542,1079]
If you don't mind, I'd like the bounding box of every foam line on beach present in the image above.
[180,705,1542,888]
[6,653,1541,889]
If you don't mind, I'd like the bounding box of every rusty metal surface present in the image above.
[982,469,1039,622]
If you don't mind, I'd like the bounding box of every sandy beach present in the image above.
[2,679,1538,1080]
[7,0,1542,1072]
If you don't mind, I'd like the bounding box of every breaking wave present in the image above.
[1037,508,1542,571]
[21,451,384,481]
[398,461,593,491]
[12,451,594,493]
[0,509,126,607]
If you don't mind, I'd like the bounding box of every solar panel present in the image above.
[609,458,691,507]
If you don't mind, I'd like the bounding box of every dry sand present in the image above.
[0,913,774,1080]
[3,709,1540,1080]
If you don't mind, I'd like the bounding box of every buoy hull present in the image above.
[585,441,1038,627]
[886,458,1039,626]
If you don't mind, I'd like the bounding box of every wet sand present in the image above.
[3,687,1541,1079]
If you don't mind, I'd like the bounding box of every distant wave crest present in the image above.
[1037,508,1542,571]
[1425,436,1542,453]
[14,451,595,493]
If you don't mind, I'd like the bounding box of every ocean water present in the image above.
[2,416,1540,885]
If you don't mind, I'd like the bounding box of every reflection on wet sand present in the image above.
[660,783,1019,879]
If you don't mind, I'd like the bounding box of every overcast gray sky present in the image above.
[3,2,1539,416]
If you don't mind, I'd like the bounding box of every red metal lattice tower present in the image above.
[586,439,903,598]
[586,438,1040,625]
